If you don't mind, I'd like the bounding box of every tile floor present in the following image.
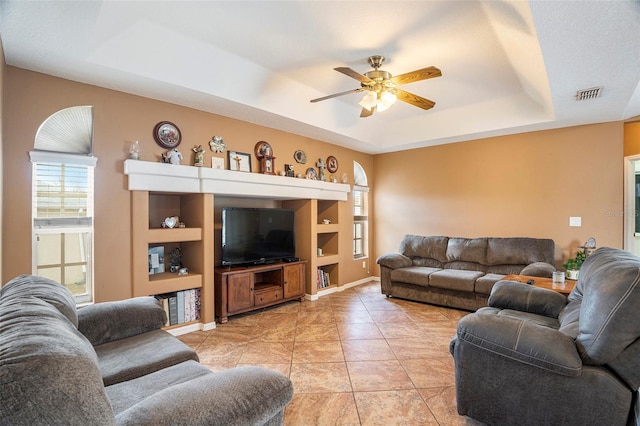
[178,281,482,425]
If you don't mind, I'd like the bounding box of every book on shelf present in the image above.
[317,268,331,289]
[155,289,201,326]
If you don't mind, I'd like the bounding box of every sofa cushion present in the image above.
[399,235,449,263]
[446,238,487,264]
[106,359,211,415]
[572,247,640,365]
[0,296,114,424]
[0,274,78,326]
[486,264,526,275]
[474,273,506,295]
[429,269,484,292]
[486,237,555,266]
[390,266,441,287]
[96,329,199,386]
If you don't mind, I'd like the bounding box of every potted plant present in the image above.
[563,249,586,280]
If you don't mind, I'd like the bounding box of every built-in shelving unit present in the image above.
[125,159,350,328]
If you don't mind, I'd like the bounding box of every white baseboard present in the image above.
[167,321,216,336]
[305,276,380,301]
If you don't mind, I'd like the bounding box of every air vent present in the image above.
[576,87,603,101]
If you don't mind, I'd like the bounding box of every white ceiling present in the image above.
[1,1,639,154]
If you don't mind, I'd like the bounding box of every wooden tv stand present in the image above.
[214,260,306,323]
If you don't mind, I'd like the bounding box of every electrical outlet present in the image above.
[362,260,366,268]
[569,216,582,227]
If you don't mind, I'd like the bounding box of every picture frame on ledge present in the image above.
[227,151,252,172]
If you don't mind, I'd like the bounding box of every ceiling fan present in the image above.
[310,55,442,118]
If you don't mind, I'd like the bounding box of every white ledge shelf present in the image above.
[124,160,350,201]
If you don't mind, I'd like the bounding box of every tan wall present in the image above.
[624,120,640,156]
[372,122,624,272]
[3,66,373,301]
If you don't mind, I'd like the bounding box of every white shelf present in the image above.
[124,160,350,201]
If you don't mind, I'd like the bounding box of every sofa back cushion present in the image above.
[486,238,555,266]
[0,295,114,424]
[446,238,487,264]
[399,235,448,263]
[1,274,78,326]
[571,247,640,365]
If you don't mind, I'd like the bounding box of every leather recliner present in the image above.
[450,247,640,426]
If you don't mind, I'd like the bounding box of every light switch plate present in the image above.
[569,216,582,227]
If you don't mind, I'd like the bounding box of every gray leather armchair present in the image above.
[450,247,640,426]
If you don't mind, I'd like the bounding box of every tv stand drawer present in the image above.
[255,286,282,306]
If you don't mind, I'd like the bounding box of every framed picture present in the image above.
[227,151,252,172]
[327,156,338,173]
[211,157,224,170]
[148,246,165,275]
[153,121,181,149]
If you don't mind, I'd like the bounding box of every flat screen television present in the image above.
[221,207,296,266]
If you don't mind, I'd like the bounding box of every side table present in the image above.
[502,274,576,296]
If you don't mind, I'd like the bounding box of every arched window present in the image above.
[353,161,369,259]
[30,106,96,304]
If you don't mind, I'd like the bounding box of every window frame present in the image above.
[30,151,96,305]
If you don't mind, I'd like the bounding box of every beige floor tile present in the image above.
[196,342,246,365]
[190,281,474,425]
[236,362,291,377]
[347,360,414,391]
[290,362,352,393]
[376,321,427,339]
[292,340,344,363]
[401,357,456,388]
[285,393,360,426]
[354,390,439,425]
[296,310,336,326]
[368,309,412,323]
[418,387,484,426]
[295,323,340,341]
[250,323,297,342]
[387,337,448,359]
[333,309,375,324]
[238,341,293,364]
[342,339,396,361]
[336,322,383,340]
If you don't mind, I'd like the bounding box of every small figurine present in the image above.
[169,247,182,273]
[193,145,205,167]
[162,148,182,165]
[316,157,327,181]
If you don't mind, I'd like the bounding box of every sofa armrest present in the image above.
[376,253,412,269]
[455,313,582,376]
[488,280,567,318]
[78,297,166,346]
[520,261,555,278]
[114,366,294,426]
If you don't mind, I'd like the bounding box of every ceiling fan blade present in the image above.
[310,87,366,103]
[395,88,436,110]
[389,66,442,86]
[360,106,375,118]
[335,67,374,84]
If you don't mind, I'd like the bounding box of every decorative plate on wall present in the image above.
[294,150,307,164]
[153,121,181,149]
[305,167,317,180]
[209,136,226,153]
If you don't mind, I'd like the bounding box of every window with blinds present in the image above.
[32,160,94,304]
[353,188,368,259]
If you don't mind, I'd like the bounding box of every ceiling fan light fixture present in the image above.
[359,91,378,111]
[376,90,397,112]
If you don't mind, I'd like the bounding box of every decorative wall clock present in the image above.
[153,121,181,149]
